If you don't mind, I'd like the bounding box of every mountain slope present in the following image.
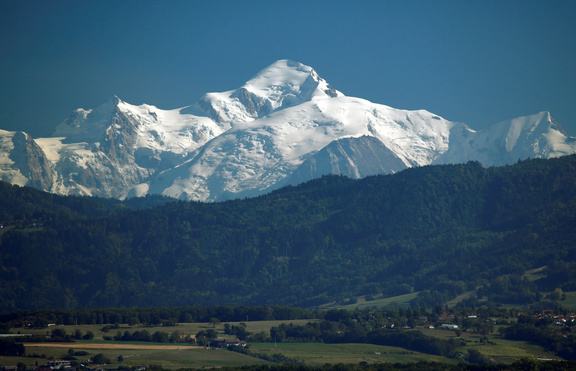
[0,130,52,189]
[0,155,575,311]
[143,96,465,200]
[287,135,409,185]
[39,96,223,198]
[0,60,574,200]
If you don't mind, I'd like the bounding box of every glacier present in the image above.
[0,59,574,201]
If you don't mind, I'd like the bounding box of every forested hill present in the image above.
[1,155,576,312]
[0,180,176,224]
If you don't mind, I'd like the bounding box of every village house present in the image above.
[440,324,458,329]
[209,337,247,348]
[46,361,72,369]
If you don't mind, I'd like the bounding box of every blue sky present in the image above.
[1,0,575,137]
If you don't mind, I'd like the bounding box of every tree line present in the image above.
[1,305,314,328]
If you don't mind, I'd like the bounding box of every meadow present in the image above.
[1,318,562,369]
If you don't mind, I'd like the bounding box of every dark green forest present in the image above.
[1,155,576,311]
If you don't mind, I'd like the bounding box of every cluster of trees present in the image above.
[268,309,461,357]
[227,346,304,366]
[100,325,244,346]
[0,339,24,356]
[2,306,314,329]
[23,328,95,343]
[458,318,494,335]
[50,328,94,341]
[109,329,186,343]
[91,353,111,365]
[224,322,249,340]
[0,156,575,310]
[501,321,576,360]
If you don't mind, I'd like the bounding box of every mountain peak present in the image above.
[197,60,343,125]
[110,95,123,106]
[51,95,131,142]
[434,111,576,167]
[243,59,342,101]
[244,59,317,91]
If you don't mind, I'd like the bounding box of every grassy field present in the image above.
[15,319,316,342]
[319,292,420,310]
[562,291,576,310]
[0,320,564,368]
[2,340,457,368]
[249,342,454,365]
[1,344,271,369]
[446,289,479,308]
[1,320,309,369]
[522,266,547,282]
[419,328,559,363]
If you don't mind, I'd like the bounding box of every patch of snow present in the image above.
[35,137,66,163]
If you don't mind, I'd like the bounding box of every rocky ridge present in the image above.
[0,60,574,201]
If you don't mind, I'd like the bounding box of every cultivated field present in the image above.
[0,319,563,369]
[319,292,420,310]
[249,342,453,365]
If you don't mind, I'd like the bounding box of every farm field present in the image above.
[319,292,420,310]
[3,339,455,368]
[2,343,270,369]
[420,328,559,363]
[0,320,565,368]
[12,319,316,341]
[249,342,453,365]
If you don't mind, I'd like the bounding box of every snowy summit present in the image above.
[0,59,574,201]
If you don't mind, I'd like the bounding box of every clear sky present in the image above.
[1,0,575,137]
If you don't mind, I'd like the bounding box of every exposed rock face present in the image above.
[197,95,227,124]
[46,96,153,198]
[231,87,272,117]
[287,136,409,186]
[9,132,53,190]
[100,106,140,163]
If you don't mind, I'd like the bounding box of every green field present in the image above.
[522,266,547,282]
[446,289,479,308]
[419,328,559,363]
[0,344,270,369]
[319,292,420,310]
[562,291,576,310]
[14,319,316,342]
[0,320,564,368]
[249,342,453,365]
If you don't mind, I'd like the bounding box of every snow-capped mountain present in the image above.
[34,95,222,198]
[0,59,574,201]
[434,111,576,166]
[193,59,342,127]
[144,95,462,201]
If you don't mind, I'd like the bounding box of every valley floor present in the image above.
[0,320,565,369]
